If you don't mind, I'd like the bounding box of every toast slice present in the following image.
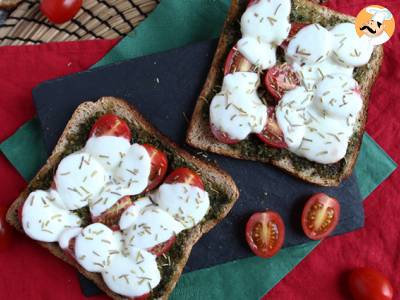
[6,97,239,300]
[0,0,21,9]
[186,0,384,186]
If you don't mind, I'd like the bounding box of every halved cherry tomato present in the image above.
[264,63,300,100]
[280,22,309,49]
[245,211,285,258]
[0,204,12,250]
[89,114,132,140]
[40,0,82,24]
[210,123,240,145]
[148,236,176,257]
[301,193,340,240]
[224,45,255,75]
[348,267,393,300]
[256,106,287,148]
[142,144,168,191]
[164,168,204,190]
[92,196,133,228]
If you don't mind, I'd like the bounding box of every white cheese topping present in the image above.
[58,227,82,250]
[151,183,210,229]
[209,72,268,140]
[74,223,120,272]
[84,136,131,171]
[122,198,185,250]
[54,152,107,210]
[89,182,132,218]
[22,190,82,242]
[102,249,160,298]
[276,75,362,164]
[114,144,151,195]
[238,0,291,69]
[119,197,153,230]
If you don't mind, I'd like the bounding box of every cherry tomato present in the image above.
[142,144,168,191]
[89,114,132,140]
[245,211,285,258]
[256,106,287,148]
[224,45,255,75]
[92,196,132,228]
[348,267,393,300]
[210,123,240,145]
[0,205,12,250]
[264,63,300,100]
[134,293,150,300]
[148,236,176,257]
[301,193,340,240]
[40,0,82,24]
[280,22,309,49]
[164,168,204,190]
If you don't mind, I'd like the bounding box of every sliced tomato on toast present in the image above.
[210,123,240,145]
[92,195,133,229]
[147,236,176,257]
[89,113,132,140]
[264,63,300,100]
[224,44,256,75]
[164,168,205,190]
[142,144,168,192]
[256,106,287,148]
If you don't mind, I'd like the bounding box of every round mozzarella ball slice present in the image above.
[314,75,362,119]
[114,144,151,195]
[58,227,82,250]
[84,136,131,171]
[286,24,332,65]
[54,152,106,210]
[119,204,141,231]
[123,205,185,250]
[330,23,373,67]
[47,189,67,210]
[74,223,120,272]
[22,190,82,242]
[151,183,210,229]
[102,249,160,298]
[90,183,132,218]
[237,37,277,69]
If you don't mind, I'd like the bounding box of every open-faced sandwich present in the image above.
[6,97,239,300]
[187,0,384,186]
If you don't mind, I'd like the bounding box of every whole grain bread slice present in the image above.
[186,0,384,187]
[6,97,239,300]
[0,0,21,9]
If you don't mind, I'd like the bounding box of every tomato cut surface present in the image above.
[256,106,287,148]
[89,114,132,140]
[92,196,133,228]
[142,144,168,191]
[0,205,12,250]
[264,63,300,100]
[224,45,255,75]
[246,211,285,258]
[148,236,176,257]
[210,123,240,145]
[301,193,340,240]
[40,0,82,24]
[164,168,204,190]
[348,267,393,300]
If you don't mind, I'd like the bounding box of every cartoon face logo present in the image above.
[355,5,395,46]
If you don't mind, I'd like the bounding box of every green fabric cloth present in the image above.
[0,0,397,299]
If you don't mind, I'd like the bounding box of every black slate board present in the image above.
[32,39,364,295]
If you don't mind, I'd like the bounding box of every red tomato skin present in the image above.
[89,114,132,140]
[245,211,285,258]
[164,168,205,190]
[40,0,82,24]
[210,123,240,145]
[148,236,176,257]
[256,106,287,148]
[142,144,168,192]
[348,268,393,300]
[301,193,340,240]
[0,205,12,250]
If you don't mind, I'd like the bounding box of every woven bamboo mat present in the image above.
[0,0,159,46]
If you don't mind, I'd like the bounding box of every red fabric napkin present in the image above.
[265,1,400,299]
[0,39,117,300]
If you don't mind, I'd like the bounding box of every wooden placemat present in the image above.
[0,0,159,46]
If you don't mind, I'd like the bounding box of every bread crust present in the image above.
[6,97,239,300]
[0,0,21,9]
[186,0,384,187]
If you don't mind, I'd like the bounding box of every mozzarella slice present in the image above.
[74,223,120,272]
[151,183,210,229]
[237,37,277,70]
[22,190,82,242]
[114,144,151,195]
[209,72,268,140]
[84,136,131,171]
[58,227,82,250]
[330,23,373,67]
[123,204,185,250]
[119,197,153,230]
[89,183,132,218]
[102,249,160,298]
[286,24,332,65]
[54,152,107,210]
